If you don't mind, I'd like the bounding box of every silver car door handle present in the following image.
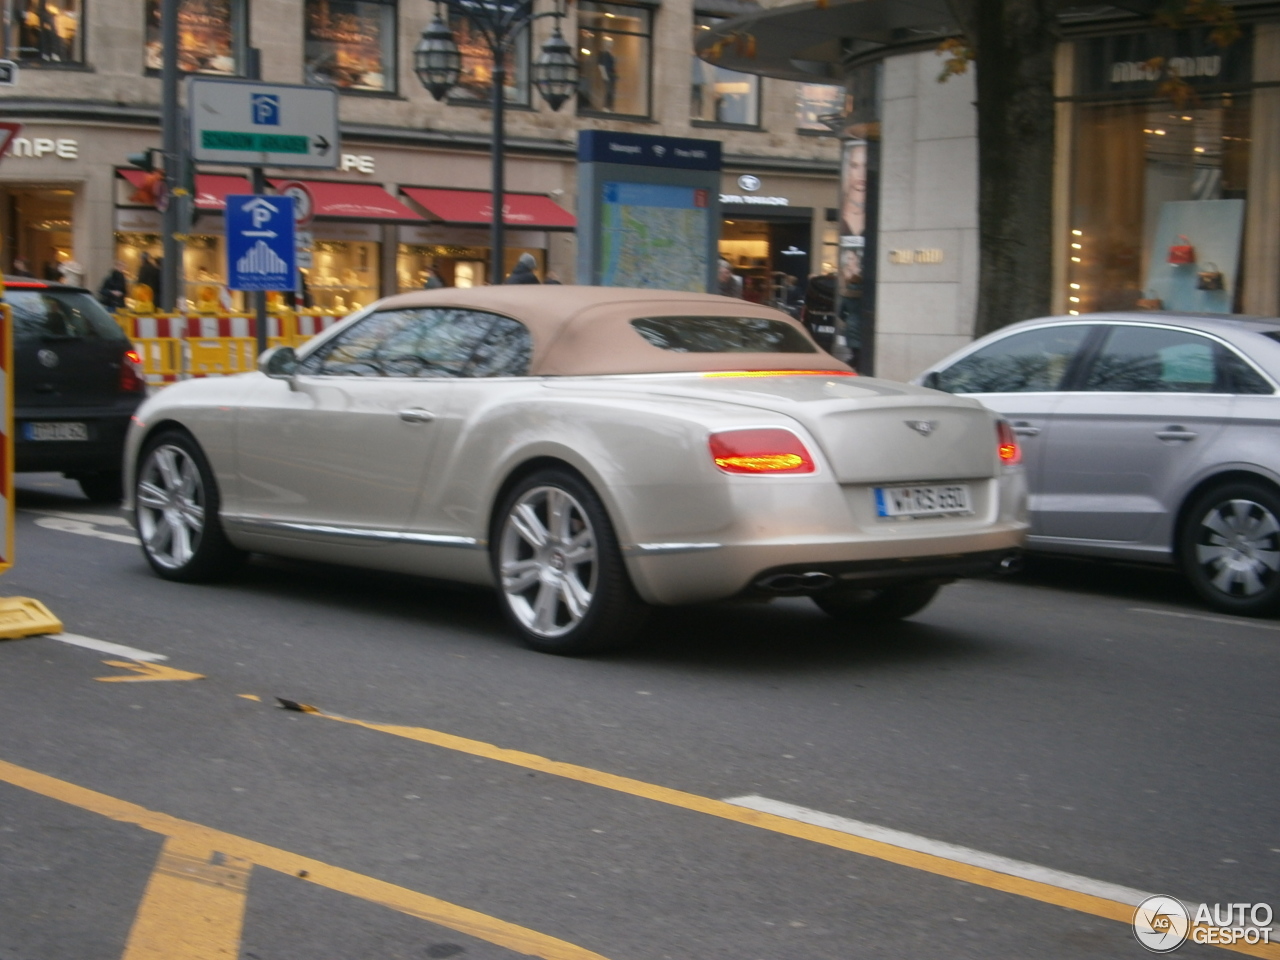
[1156,427,1197,441]
[1011,421,1041,437]
[398,408,436,424]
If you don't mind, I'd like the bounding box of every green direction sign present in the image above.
[201,130,309,154]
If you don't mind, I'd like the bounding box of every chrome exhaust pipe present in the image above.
[999,553,1023,574]
[756,571,835,593]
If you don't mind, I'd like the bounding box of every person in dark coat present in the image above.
[98,260,129,311]
[10,256,32,277]
[136,252,162,300]
[423,265,445,289]
[504,252,540,284]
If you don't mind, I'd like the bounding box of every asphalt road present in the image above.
[2,473,1277,960]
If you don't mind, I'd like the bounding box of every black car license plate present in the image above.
[24,421,89,442]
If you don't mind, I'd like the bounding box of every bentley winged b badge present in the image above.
[904,419,938,437]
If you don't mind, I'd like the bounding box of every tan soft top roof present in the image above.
[370,285,851,376]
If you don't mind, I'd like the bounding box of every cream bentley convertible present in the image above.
[123,287,1027,653]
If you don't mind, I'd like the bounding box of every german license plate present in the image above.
[25,421,89,442]
[875,483,972,518]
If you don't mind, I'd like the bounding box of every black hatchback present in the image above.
[7,278,146,501]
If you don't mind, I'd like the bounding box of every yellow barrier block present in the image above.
[0,597,64,639]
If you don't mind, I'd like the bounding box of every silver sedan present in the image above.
[916,312,1280,616]
[124,287,1026,653]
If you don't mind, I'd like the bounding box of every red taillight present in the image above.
[997,420,1021,465]
[121,349,146,394]
[709,428,815,474]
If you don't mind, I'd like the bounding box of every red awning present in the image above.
[195,174,251,211]
[269,179,424,222]
[117,169,148,190]
[401,187,576,230]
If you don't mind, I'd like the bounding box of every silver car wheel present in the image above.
[499,485,598,638]
[1193,498,1280,598]
[136,443,206,570]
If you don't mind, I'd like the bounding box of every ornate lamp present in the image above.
[533,26,579,112]
[414,14,462,102]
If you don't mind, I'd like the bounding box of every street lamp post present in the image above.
[415,0,578,286]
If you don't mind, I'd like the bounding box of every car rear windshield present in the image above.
[7,290,128,343]
[630,316,816,353]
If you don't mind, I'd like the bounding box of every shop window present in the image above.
[7,0,83,65]
[796,82,842,133]
[1068,94,1251,314]
[691,16,757,127]
[396,243,488,292]
[145,0,244,75]
[309,240,380,312]
[448,13,529,105]
[577,1,650,118]
[304,0,396,93]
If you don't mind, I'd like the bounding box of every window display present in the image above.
[114,232,243,312]
[691,16,758,126]
[145,0,242,75]
[305,0,396,92]
[796,83,842,132]
[8,0,83,64]
[397,244,489,292]
[309,240,380,312]
[449,13,529,104]
[577,1,650,118]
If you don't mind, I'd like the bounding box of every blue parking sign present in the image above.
[226,195,295,292]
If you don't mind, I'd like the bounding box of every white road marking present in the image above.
[31,515,140,545]
[1129,607,1280,632]
[45,633,168,662]
[28,509,133,528]
[723,795,1153,907]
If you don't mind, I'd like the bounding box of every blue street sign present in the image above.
[226,194,295,291]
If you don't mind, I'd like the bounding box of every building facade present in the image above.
[0,0,840,309]
[699,0,1280,381]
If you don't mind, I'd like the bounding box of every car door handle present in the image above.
[1156,427,1197,441]
[1011,421,1041,437]
[398,408,436,424]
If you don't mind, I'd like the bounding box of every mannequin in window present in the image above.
[599,38,618,111]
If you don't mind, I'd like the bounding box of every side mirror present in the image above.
[260,345,298,381]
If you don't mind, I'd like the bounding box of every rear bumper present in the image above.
[15,403,139,475]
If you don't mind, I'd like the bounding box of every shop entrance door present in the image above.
[5,187,75,282]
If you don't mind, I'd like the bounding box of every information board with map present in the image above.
[600,182,710,291]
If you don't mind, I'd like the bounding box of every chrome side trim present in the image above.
[626,542,724,555]
[226,517,483,549]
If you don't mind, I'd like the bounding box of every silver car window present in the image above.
[1083,326,1249,393]
[299,308,502,378]
[933,325,1092,393]
[463,316,533,378]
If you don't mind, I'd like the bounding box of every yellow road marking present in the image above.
[237,694,261,701]
[96,660,206,683]
[121,837,252,960]
[0,758,608,960]
[293,706,1278,959]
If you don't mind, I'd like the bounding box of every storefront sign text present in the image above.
[340,153,375,174]
[888,248,944,264]
[719,194,789,206]
[9,137,78,160]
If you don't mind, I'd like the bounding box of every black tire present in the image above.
[77,471,123,503]
[1178,480,1280,617]
[812,581,941,623]
[135,430,244,582]
[492,468,649,654]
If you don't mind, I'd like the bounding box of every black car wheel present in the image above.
[135,430,243,582]
[1179,481,1280,616]
[76,471,124,503]
[493,469,648,654]
[813,582,941,623]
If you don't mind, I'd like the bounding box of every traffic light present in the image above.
[125,149,165,208]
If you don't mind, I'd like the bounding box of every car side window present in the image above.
[464,315,533,377]
[1083,326,1235,393]
[7,290,126,342]
[1218,348,1274,395]
[933,325,1092,393]
[300,308,499,378]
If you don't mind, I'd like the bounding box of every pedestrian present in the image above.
[98,260,129,312]
[10,256,32,277]
[504,252,540,284]
[423,265,445,289]
[136,252,161,301]
[717,259,743,298]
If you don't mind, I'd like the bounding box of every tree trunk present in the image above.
[966,0,1060,337]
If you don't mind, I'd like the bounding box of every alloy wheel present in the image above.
[1192,498,1280,598]
[136,443,207,570]
[499,485,598,638]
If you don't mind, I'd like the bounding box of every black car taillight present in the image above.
[121,349,146,393]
